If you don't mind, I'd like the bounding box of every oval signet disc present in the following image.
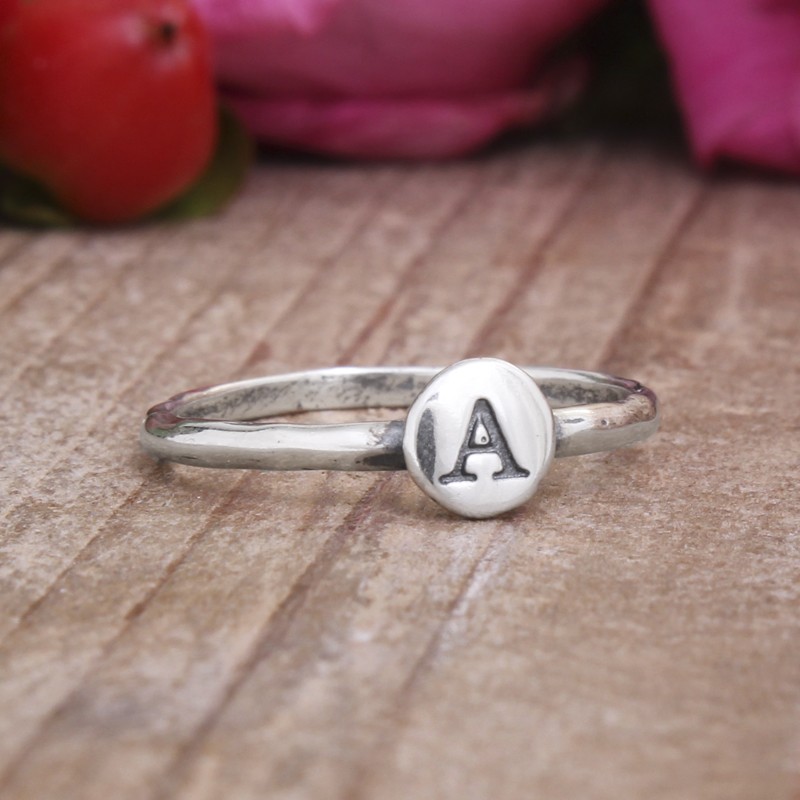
[403,358,555,518]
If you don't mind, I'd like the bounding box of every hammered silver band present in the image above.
[140,359,658,518]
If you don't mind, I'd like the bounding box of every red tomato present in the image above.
[0,0,217,223]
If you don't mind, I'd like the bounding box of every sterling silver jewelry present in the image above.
[140,358,659,519]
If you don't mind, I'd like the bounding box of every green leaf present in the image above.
[0,168,75,228]
[153,106,253,221]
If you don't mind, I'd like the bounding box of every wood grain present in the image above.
[0,142,798,800]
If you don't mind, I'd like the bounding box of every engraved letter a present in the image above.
[439,399,530,485]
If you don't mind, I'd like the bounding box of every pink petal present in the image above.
[648,0,800,173]
[194,0,607,157]
[226,90,553,159]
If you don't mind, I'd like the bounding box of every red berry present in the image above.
[0,0,217,223]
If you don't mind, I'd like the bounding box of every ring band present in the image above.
[140,358,659,518]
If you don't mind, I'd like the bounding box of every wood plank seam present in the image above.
[0,234,33,269]
[343,522,520,800]
[235,172,426,375]
[597,186,709,372]
[464,161,605,358]
[0,475,250,792]
[0,235,80,316]
[0,238,164,400]
[335,171,492,365]
[150,476,392,800]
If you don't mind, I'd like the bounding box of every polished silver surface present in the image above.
[140,358,659,517]
[403,359,555,518]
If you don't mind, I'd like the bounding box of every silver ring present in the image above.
[140,358,659,519]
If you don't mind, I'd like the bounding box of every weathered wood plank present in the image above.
[0,143,797,800]
[0,163,396,634]
[0,144,597,798]
[342,177,800,800]
[0,162,431,756]
[0,151,557,785]
[161,147,706,800]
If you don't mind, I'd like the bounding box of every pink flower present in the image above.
[193,0,607,158]
[649,0,800,174]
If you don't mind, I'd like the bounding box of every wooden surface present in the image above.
[0,140,798,800]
